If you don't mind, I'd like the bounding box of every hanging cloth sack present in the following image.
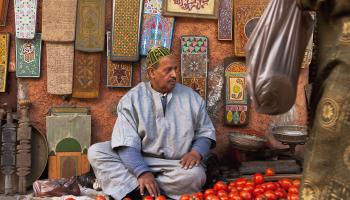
[245,0,314,115]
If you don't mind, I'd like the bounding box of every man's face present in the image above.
[149,55,178,93]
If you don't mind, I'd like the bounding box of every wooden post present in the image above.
[1,104,16,195]
[16,99,32,194]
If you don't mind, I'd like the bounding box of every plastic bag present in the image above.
[33,177,81,197]
[245,0,314,115]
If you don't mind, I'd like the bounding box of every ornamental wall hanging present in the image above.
[72,51,101,98]
[111,0,143,61]
[181,36,208,101]
[0,0,9,26]
[234,0,269,56]
[16,33,42,78]
[218,0,233,40]
[42,0,77,42]
[107,31,133,88]
[163,0,219,19]
[224,57,249,126]
[0,33,10,93]
[75,0,105,52]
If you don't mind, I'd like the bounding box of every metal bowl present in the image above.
[228,132,267,151]
[271,125,308,145]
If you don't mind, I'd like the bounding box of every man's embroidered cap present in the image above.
[146,46,172,68]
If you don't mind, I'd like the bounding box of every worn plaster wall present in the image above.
[0,0,308,161]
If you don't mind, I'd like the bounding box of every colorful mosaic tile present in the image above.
[14,0,38,39]
[181,36,208,101]
[140,14,174,56]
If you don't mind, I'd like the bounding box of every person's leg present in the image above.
[88,141,139,200]
[145,157,206,199]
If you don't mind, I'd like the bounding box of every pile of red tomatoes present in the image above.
[180,168,300,200]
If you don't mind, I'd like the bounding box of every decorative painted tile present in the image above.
[42,0,77,42]
[46,43,74,95]
[111,0,143,61]
[140,14,174,56]
[0,33,10,92]
[182,77,207,100]
[107,31,132,87]
[14,0,38,39]
[234,0,269,56]
[144,0,162,14]
[75,0,105,52]
[16,33,42,78]
[218,0,232,40]
[181,36,208,54]
[224,58,249,126]
[72,51,101,98]
[181,36,208,101]
[0,0,9,26]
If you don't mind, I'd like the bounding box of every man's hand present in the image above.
[180,149,202,169]
[137,172,160,197]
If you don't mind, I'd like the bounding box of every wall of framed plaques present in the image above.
[0,0,309,159]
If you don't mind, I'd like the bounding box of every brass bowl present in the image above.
[271,125,308,145]
[228,132,267,151]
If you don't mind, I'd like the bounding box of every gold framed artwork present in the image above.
[162,0,219,19]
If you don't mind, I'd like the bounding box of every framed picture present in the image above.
[162,0,219,19]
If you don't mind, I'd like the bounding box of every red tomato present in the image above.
[229,181,236,187]
[96,195,106,200]
[231,195,242,200]
[252,173,265,185]
[253,186,265,196]
[155,195,167,200]
[205,194,220,200]
[288,185,299,194]
[287,193,299,200]
[279,178,292,190]
[228,191,239,199]
[144,196,154,200]
[217,190,228,198]
[204,189,216,197]
[255,194,267,200]
[214,181,228,192]
[292,179,301,187]
[265,182,277,191]
[264,190,277,200]
[193,192,204,200]
[245,180,255,187]
[274,189,286,199]
[235,178,248,187]
[242,185,254,193]
[236,185,243,191]
[229,187,239,194]
[265,168,275,176]
[66,198,76,200]
[219,196,229,200]
[239,190,252,200]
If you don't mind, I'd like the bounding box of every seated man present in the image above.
[88,46,216,200]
